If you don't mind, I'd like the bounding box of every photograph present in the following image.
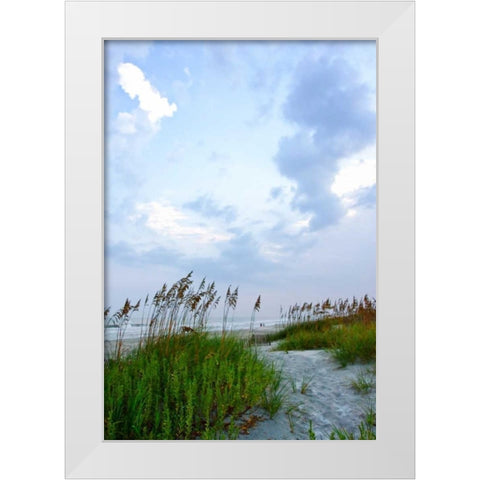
[103,40,377,441]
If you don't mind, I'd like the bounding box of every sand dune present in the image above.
[238,343,376,440]
[104,332,375,440]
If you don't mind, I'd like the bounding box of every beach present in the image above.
[238,342,375,440]
[105,328,375,440]
[104,324,282,358]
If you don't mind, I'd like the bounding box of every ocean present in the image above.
[104,316,281,341]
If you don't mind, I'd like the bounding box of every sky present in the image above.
[104,41,376,318]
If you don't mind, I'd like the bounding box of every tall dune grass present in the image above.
[104,273,283,440]
[269,295,376,367]
[104,332,282,439]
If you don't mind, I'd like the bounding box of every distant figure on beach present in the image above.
[181,326,196,334]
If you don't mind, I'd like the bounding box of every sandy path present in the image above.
[238,344,376,440]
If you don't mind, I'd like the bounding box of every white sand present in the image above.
[238,343,376,440]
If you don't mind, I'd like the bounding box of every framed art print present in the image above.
[66,1,414,478]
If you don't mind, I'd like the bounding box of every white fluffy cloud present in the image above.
[133,201,233,255]
[117,62,177,127]
[331,145,376,197]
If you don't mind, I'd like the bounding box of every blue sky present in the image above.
[104,41,376,317]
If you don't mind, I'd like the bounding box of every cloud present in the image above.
[187,233,282,285]
[106,62,179,207]
[275,131,344,230]
[117,62,177,128]
[106,230,280,287]
[331,145,376,197]
[183,195,238,223]
[106,241,180,267]
[349,185,376,209]
[284,57,375,151]
[273,49,376,230]
[134,201,233,244]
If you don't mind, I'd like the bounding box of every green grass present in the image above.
[261,369,288,419]
[268,308,376,367]
[105,276,376,440]
[105,332,283,439]
[329,422,376,440]
[331,322,376,367]
[329,405,376,440]
[350,366,376,394]
[104,273,284,440]
[300,374,314,394]
[285,404,299,434]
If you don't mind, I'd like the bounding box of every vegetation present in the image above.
[329,405,376,440]
[300,374,314,395]
[285,404,300,434]
[267,295,376,367]
[350,366,376,394]
[104,274,376,440]
[104,332,283,439]
[104,273,283,440]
